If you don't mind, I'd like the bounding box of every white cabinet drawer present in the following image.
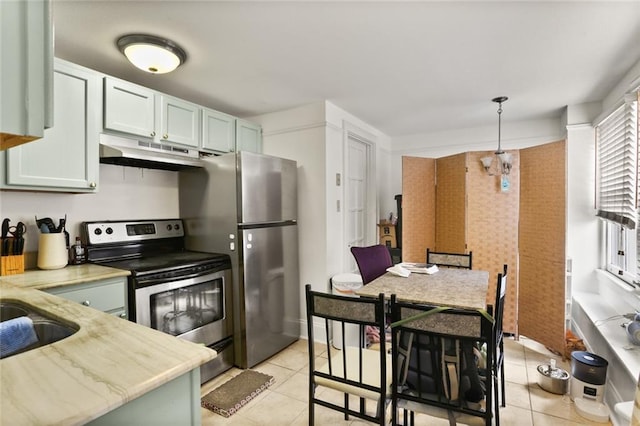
[46,277,127,314]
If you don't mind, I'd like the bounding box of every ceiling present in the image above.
[52,1,640,139]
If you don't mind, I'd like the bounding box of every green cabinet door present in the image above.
[201,108,236,153]
[236,119,262,153]
[0,0,53,149]
[45,276,128,317]
[104,76,155,138]
[3,60,99,192]
[158,95,200,148]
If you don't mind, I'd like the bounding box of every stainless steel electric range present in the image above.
[82,218,233,383]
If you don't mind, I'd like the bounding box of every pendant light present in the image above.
[481,96,513,177]
[117,34,187,74]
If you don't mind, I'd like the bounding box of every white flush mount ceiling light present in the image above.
[481,96,513,191]
[117,34,187,74]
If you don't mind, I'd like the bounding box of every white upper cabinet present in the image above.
[103,74,260,154]
[201,108,236,153]
[104,77,200,148]
[0,0,53,150]
[2,60,100,192]
[104,77,155,138]
[158,95,200,148]
[236,119,262,153]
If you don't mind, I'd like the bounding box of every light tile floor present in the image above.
[200,336,612,425]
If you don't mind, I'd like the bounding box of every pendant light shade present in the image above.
[117,34,187,74]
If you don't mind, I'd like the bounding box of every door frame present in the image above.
[342,120,377,272]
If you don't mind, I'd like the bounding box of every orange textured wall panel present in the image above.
[466,150,520,335]
[402,156,436,263]
[435,153,467,253]
[518,140,566,355]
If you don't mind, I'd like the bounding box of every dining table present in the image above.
[355,267,490,310]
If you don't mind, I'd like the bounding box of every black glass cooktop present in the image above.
[96,251,230,275]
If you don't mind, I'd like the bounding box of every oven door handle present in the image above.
[135,270,222,288]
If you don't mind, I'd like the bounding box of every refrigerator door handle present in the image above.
[239,220,297,229]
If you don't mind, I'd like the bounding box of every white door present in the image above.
[345,135,371,273]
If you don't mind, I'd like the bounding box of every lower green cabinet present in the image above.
[45,276,127,317]
[88,369,202,426]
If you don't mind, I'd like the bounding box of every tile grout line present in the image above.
[524,347,536,425]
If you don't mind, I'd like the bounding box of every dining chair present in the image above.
[390,295,496,425]
[305,284,392,425]
[426,249,473,269]
[351,244,394,284]
[489,264,508,411]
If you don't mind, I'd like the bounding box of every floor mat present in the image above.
[201,369,275,417]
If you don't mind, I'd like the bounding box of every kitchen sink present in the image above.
[0,300,79,359]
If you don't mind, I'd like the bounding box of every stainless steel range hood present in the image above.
[99,133,205,171]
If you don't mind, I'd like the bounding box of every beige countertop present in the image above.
[0,263,131,290]
[0,266,217,425]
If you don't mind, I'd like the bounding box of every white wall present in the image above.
[563,103,600,295]
[324,102,394,224]
[601,58,640,117]
[0,164,179,254]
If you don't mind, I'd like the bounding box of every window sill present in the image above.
[597,268,638,294]
[571,288,640,419]
[572,291,639,378]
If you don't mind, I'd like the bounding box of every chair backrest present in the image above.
[493,264,508,335]
[390,295,494,424]
[351,245,393,284]
[426,248,473,269]
[305,284,388,413]
[306,283,387,351]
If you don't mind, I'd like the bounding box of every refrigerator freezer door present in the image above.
[238,151,297,224]
[239,223,299,368]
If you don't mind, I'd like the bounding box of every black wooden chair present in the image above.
[390,295,496,425]
[426,249,473,269]
[305,284,392,425]
[489,265,508,412]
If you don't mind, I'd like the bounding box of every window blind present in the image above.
[596,99,638,229]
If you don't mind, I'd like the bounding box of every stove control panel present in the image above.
[84,219,185,244]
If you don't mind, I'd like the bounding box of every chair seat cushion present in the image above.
[316,346,392,401]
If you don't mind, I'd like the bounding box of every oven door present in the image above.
[134,269,232,346]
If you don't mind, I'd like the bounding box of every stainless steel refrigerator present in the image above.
[179,151,300,369]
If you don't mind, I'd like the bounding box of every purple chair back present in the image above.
[350,245,393,285]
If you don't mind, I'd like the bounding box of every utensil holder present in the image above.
[1,255,25,275]
[37,233,68,270]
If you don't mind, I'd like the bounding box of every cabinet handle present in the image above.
[82,300,91,306]
[151,131,156,137]
[163,134,168,139]
[89,182,96,188]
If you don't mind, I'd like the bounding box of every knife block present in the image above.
[1,254,25,275]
